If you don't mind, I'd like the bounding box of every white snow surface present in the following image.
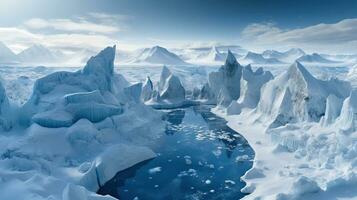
[0,46,165,200]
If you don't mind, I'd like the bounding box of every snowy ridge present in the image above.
[297,53,338,63]
[17,44,63,65]
[0,42,18,64]
[241,51,283,65]
[0,46,165,200]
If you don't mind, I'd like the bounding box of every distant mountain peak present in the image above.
[133,46,187,65]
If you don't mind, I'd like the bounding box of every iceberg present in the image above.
[0,79,11,130]
[207,50,242,106]
[0,46,165,200]
[144,66,189,108]
[227,65,273,114]
[141,77,154,102]
[256,61,351,128]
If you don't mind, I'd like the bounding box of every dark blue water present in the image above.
[98,106,254,200]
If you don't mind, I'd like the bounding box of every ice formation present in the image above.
[0,46,165,200]
[200,50,272,111]
[0,79,11,130]
[255,61,351,128]
[206,50,243,106]
[212,60,357,199]
[141,77,154,102]
[143,66,187,108]
[227,65,273,115]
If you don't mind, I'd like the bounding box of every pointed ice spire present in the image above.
[287,61,316,82]
[83,45,116,75]
[158,66,172,92]
[225,50,238,65]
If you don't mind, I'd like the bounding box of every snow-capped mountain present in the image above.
[262,48,305,63]
[17,44,63,64]
[132,46,188,65]
[297,53,338,63]
[205,46,225,62]
[241,51,283,64]
[0,42,17,64]
[189,46,226,64]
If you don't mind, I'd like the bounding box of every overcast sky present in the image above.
[1,0,357,54]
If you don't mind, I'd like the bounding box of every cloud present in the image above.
[239,19,357,53]
[0,12,137,54]
[24,17,120,34]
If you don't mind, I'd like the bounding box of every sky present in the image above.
[1,0,357,54]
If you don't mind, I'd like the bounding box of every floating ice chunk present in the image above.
[225,180,236,185]
[235,155,250,162]
[148,167,162,174]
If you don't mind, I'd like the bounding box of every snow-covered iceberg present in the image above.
[206,50,243,106]
[0,46,165,200]
[143,66,192,108]
[227,65,273,115]
[0,79,12,130]
[200,50,272,111]
[256,61,351,128]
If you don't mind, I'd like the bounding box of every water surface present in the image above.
[98,106,254,200]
